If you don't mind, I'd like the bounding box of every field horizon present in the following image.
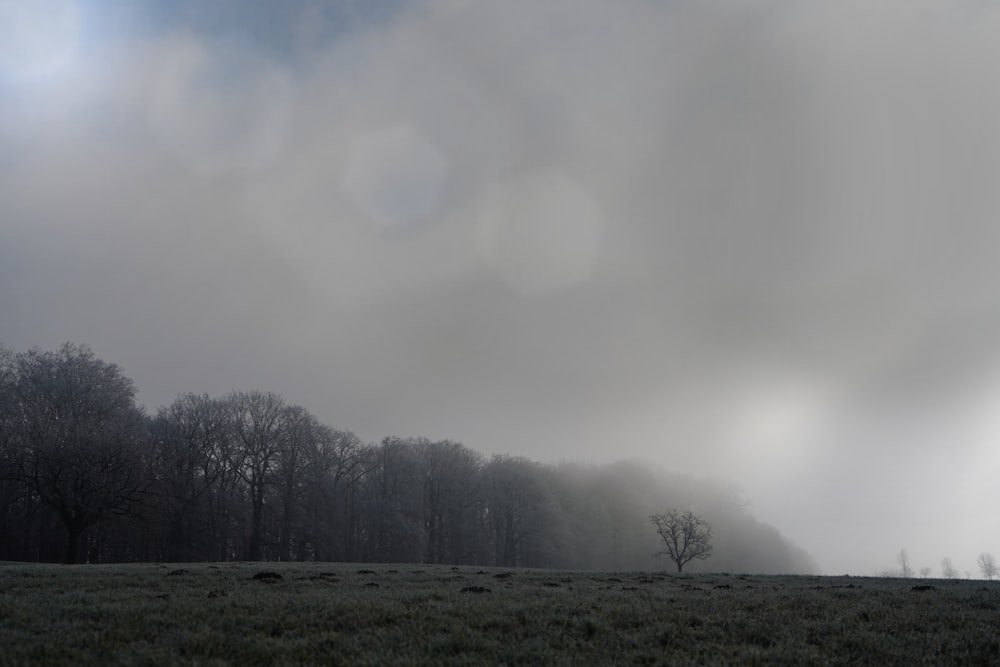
[2,561,999,664]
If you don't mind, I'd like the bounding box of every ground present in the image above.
[0,562,998,665]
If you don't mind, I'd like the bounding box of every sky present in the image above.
[3,0,1000,577]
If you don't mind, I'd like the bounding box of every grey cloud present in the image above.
[3,0,1000,574]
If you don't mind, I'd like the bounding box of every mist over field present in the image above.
[3,0,1000,576]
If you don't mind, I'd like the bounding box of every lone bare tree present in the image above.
[897,549,913,578]
[978,552,998,581]
[649,509,713,572]
[941,557,958,579]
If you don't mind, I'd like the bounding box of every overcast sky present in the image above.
[3,0,1000,576]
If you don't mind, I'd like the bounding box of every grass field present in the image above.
[1,561,998,665]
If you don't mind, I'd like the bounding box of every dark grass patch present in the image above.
[3,564,1000,665]
[460,585,491,593]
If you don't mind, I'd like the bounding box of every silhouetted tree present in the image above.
[650,509,713,572]
[941,557,958,579]
[340,442,377,561]
[297,424,364,560]
[978,552,998,581]
[0,345,32,560]
[897,549,913,578]
[225,391,288,560]
[273,405,344,561]
[482,455,558,567]
[359,437,424,562]
[414,439,482,564]
[150,393,233,561]
[7,344,150,563]
[272,406,306,560]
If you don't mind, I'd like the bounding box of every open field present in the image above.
[1,562,998,665]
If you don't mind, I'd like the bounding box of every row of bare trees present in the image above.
[887,551,999,580]
[0,343,819,572]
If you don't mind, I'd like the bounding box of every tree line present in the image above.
[889,551,999,581]
[0,343,817,572]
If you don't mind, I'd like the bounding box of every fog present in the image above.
[3,0,1000,576]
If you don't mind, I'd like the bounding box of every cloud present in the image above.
[476,168,605,296]
[3,0,1000,574]
[341,122,449,235]
[146,33,295,178]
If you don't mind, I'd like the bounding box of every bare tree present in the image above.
[649,509,713,572]
[302,426,364,561]
[9,344,150,563]
[274,405,325,561]
[0,344,14,449]
[0,345,30,560]
[897,549,913,578]
[978,552,998,581]
[415,439,482,564]
[919,566,932,578]
[359,437,424,563]
[481,454,557,568]
[941,557,958,579]
[225,391,288,561]
[151,393,233,561]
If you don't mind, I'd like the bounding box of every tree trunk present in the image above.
[249,497,263,561]
[280,490,295,561]
[65,523,83,564]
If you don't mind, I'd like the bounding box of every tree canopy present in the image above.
[650,509,713,572]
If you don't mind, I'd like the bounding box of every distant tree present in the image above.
[649,509,713,572]
[0,344,14,445]
[0,345,29,560]
[225,391,289,561]
[481,454,558,568]
[297,424,364,561]
[414,439,482,564]
[941,557,958,579]
[273,405,315,562]
[357,437,424,563]
[978,552,998,581]
[272,405,353,562]
[919,566,932,578]
[897,549,913,578]
[150,393,233,561]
